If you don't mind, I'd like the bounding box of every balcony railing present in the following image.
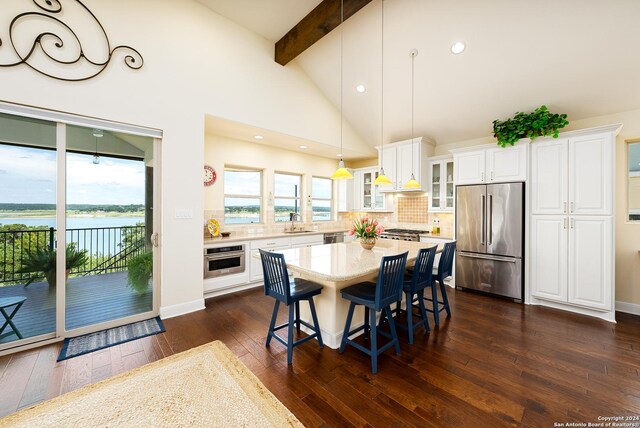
[0,226,147,285]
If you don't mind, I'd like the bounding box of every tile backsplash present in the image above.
[397,195,429,223]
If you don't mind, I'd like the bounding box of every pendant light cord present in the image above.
[411,50,415,172]
[340,0,344,159]
[380,0,384,166]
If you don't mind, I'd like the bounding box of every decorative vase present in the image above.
[360,237,376,250]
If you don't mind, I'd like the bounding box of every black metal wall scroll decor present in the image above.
[0,0,144,82]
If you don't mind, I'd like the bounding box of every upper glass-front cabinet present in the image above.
[429,158,454,212]
[361,169,386,211]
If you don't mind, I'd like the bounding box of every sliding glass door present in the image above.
[64,125,156,333]
[0,104,161,352]
[0,113,58,346]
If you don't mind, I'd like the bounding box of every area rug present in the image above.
[57,316,165,361]
[2,341,303,428]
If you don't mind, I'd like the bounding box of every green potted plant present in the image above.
[19,243,88,288]
[492,105,569,148]
[127,251,153,295]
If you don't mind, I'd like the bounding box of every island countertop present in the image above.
[278,240,440,284]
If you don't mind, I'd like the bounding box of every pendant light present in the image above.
[331,0,353,181]
[92,128,102,165]
[404,49,421,189]
[372,0,391,186]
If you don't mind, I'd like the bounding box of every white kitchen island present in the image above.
[277,240,439,349]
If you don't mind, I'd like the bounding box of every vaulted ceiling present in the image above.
[198,0,640,150]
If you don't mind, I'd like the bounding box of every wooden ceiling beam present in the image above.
[275,0,373,66]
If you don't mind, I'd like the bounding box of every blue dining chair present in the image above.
[425,241,456,326]
[395,246,437,344]
[339,251,408,374]
[260,249,323,365]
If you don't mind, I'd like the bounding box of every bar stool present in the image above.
[260,249,324,365]
[425,241,456,326]
[395,246,437,344]
[339,251,408,374]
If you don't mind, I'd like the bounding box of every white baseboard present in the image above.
[159,298,205,319]
[616,300,640,316]
[204,282,261,299]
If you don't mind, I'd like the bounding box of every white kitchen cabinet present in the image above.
[454,144,526,185]
[530,139,568,215]
[453,150,485,185]
[290,234,323,248]
[530,215,568,303]
[337,169,354,212]
[352,170,363,210]
[428,157,454,212]
[531,215,613,311]
[528,124,619,322]
[249,237,291,282]
[568,216,612,310]
[486,144,527,183]
[377,137,434,192]
[531,133,612,216]
[568,133,613,215]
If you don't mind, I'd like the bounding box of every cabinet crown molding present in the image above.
[448,123,623,155]
[375,136,435,150]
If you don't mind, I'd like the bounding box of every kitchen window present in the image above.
[224,168,262,224]
[312,177,332,221]
[628,140,640,221]
[274,172,301,222]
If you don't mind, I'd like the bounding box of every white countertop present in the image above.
[278,240,441,284]
[204,228,347,245]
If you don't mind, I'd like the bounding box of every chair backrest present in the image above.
[410,246,437,293]
[259,249,291,304]
[437,241,456,280]
[375,251,408,310]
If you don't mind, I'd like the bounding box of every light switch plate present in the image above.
[174,208,193,219]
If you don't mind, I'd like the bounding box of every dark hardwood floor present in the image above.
[0,287,639,427]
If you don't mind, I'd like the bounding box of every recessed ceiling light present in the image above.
[299,145,308,149]
[451,41,466,54]
[355,84,366,93]
[337,153,343,157]
[254,135,263,140]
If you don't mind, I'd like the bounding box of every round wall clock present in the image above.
[204,165,217,186]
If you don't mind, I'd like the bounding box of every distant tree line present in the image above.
[0,203,145,213]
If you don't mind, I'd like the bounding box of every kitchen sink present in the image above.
[283,230,314,234]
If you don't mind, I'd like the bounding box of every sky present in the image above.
[0,144,145,205]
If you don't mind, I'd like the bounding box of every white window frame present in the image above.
[311,176,333,222]
[273,172,302,222]
[223,167,263,224]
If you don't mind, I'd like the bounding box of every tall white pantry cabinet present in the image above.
[529,124,621,322]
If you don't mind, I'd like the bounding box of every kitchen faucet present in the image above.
[289,212,302,231]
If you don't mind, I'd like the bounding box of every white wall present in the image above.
[435,108,640,307]
[0,0,367,316]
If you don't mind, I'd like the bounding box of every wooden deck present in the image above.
[0,272,152,343]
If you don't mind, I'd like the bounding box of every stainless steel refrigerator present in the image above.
[455,182,524,300]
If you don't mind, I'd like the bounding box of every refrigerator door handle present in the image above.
[480,194,486,245]
[488,194,493,245]
[459,252,518,263]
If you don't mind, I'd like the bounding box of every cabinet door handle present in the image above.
[481,171,485,182]
[570,202,574,213]
[563,218,567,229]
[563,202,567,214]
[570,218,574,229]
[491,171,494,181]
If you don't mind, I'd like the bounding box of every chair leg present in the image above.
[406,292,414,344]
[439,279,452,317]
[370,308,378,374]
[431,284,440,326]
[295,301,301,334]
[265,300,280,346]
[395,299,401,318]
[364,307,370,340]
[287,304,295,365]
[308,297,323,347]
[377,307,386,329]
[417,293,430,332]
[386,307,401,355]
[339,302,356,353]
